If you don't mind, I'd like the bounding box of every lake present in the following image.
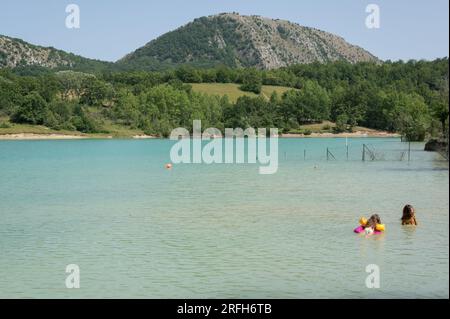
[0,138,448,298]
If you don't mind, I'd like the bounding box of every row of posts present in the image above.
[283,143,411,161]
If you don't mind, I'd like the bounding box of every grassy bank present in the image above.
[0,117,148,138]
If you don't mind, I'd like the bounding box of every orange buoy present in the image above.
[165,163,173,169]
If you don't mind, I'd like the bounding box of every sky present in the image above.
[0,0,448,62]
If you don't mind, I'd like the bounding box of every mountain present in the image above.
[1,13,380,72]
[0,35,112,71]
[118,13,379,70]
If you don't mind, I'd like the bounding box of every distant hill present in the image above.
[118,13,379,70]
[0,35,112,72]
[1,13,380,72]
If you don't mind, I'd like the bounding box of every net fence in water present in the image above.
[282,140,436,162]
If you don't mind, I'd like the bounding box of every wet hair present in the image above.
[402,205,416,224]
[365,214,381,229]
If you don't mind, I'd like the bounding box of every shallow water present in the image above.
[0,138,448,298]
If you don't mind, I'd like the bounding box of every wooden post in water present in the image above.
[362,144,366,162]
[327,148,329,161]
[346,137,349,160]
[304,149,306,160]
[408,141,411,162]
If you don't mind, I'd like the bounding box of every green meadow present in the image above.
[190,83,294,102]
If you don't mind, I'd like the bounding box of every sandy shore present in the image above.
[0,131,400,140]
[281,131,400,138]
[132,135,157,139]
[0,133,88,140]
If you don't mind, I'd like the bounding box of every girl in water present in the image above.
[401,204,418,225]
[354,214,385,235]
[363,214,382,235]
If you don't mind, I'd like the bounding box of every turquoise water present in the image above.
[0,138,448,298]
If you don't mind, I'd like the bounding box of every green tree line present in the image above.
[0,58,448,140]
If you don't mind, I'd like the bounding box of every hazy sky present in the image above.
[0,0,448,62]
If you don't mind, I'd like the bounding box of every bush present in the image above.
[334,114,349,133]
[0,121,11,128]
[43,110,59,129]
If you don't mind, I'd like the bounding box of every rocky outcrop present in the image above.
[0,35,111,71]
[425,139,449,159]
[425,139,448,151]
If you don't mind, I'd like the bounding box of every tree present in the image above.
[430,78,449,138]
[80,78,113,106]
[38,75,60,102]
[240,68,262,94]
[215,66,233,83]
[175,66,202,83]
[0,72,20,115]
[113,88,139,126]
[55,71,95,100]
[282,81,330,125]
[389,93,430,141]
[11,91,48,125]
[44,100,75,130]
[71,105,99,133]
[362,89,393,130]
[138,84,191,136]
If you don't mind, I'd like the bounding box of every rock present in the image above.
[424,139,448,152]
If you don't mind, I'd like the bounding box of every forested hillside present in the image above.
[118,13,378,70]
[1,59,448,140]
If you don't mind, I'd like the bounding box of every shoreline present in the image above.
[0,131,400,140]
[280,131,401,138]
[0,133,90,140]
[0,133,159,140]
